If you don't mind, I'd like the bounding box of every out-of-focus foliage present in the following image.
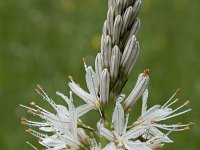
[0,0,199,149]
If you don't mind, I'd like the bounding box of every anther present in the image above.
[25,129,30,133]
[184,100,190,106]
[36,109,42,114]
[21,121,27,125]
[184,127,190,130]
[30,101,36,106]
[68,75,73,81]
[66,144,72,149]
[176,88,181,94]
[143,69,150,75]
[35,88,40,94]
[150,120,156,124]
[82,57,87,64]
[150,140,154,144]
[37,84,42,89]
[21,117,27,121]
[127,108,132,113]
[27,109,33,114]
[189,122,195,126]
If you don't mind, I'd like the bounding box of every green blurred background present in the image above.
[0,0,199,149]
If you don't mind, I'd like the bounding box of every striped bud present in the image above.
[124,41,140,77]
[130,0,141,24]
[110,45,122,82]
[122,6,134,34]
[95,53,103,88]
[100,69,110,107]
[120,36,138,75]
[113,15,123,45]
[107,8,114,36]
[102,20,108,38]
[108,0,116,8]
[124,70,149,110]
[126,19,141,44]
[114,0,124,16]
[102,35,112,68]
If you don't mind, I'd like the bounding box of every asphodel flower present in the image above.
[21,0,192,149]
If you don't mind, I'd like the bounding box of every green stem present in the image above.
[100,94,115,147]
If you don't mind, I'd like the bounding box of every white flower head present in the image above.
[100,102,151,150]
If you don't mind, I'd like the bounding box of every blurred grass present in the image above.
[0,0,199,149]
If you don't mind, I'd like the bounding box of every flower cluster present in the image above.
[21,0,192,149]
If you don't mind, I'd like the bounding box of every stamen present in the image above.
[82,57,87,70]
[127,108,132,113]
[28,128,48,138]
[66,144,72,149]
[30,101,36,106]
[172,100,190,114]
[68,75,73,81]
[122,113,129,136]
[26,142,38,150]
[143,69,149,75]
[161,109,191,121]
[164,98,179,108]
[162,88,180,108]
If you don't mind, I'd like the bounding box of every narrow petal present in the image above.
[68,82,94,105]
[86,66,98,99]
[142,89,148,115]
[100,127,115,142]
[112,102,124,135]
[113,15,123,44]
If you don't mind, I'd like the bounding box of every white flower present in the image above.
[21,85,91,149]
[100,102,151,150]
[130,89,192,143]
[68,64,102,112]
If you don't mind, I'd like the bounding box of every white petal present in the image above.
[125,126,147,140]
[142,89,148,115]
[102,142,117,150]
[100,127,115,141]
[112,102,124,135]
[68,82,94,105]
[86,66,98,99]
[76,104,94,117]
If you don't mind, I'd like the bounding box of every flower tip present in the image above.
[27,109,32,114]
[36,109,42,114]
[184,100,190,106]
[25,129,30,133]
[143,69,149,75]
[66,144,72,149]
[37,84,42,89]
[82,57,87,63]
[176,88,181,94]
[184,127,190,130]
[30,101,36,106]
[189,122,195,126]
[21,117,27,121]
[127,108,132,113]
[174,98,179,103]
[21,121,27,125]
[68,75,73,81]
